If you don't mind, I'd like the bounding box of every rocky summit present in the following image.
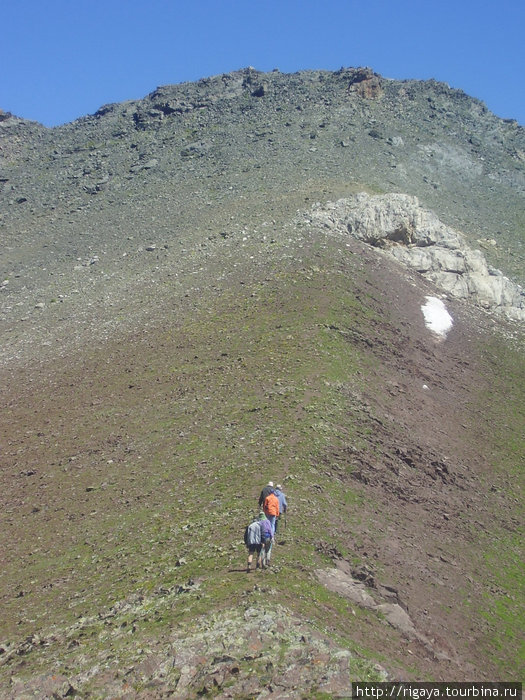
[0,68,524,696]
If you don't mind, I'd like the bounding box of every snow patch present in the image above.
[422,296,453,337]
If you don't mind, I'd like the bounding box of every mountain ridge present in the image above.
[1,68,523,695]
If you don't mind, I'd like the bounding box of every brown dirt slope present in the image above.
[1,229,523,694]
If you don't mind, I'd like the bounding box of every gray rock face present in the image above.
[315,568,449,661]
[306,193,525,322]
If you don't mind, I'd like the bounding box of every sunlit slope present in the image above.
[1,229,523,690]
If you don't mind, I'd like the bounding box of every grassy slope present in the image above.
[1,236,383,682]
[470,336,525,672]
[1,230,523,690]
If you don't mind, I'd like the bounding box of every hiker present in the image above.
[244,516,262,573]
[263,488,279,537]
[258,512,273,568]
[258,481,274,508]
[274,484,288,538]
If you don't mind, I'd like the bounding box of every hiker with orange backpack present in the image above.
[258,481,274,508]
[263,487,279,537]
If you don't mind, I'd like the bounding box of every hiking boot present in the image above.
[246,565,251,573]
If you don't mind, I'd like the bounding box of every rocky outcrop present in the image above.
[4,603,386,698]
[346,67,383,99]
[317,568,425,646]
[305,193,525,322]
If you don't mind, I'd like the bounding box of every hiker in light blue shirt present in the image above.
[274,484,287,539]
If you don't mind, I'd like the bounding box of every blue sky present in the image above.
[2,0,524,127]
